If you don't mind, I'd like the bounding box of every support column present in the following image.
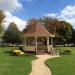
[51,37,53,45]
[51,37,53,51]
[35,37,37,54]
[47,37,49,52]
[24,37,26,47]
[23,37,26,51]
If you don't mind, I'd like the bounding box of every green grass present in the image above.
[45,47,75,75]
[0,47,36,75]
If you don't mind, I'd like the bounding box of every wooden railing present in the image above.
[23,46,35,51]
[48,45,59,55]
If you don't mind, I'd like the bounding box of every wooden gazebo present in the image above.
[23,22,55,54]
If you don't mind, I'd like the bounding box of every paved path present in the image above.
[29,54,59,75]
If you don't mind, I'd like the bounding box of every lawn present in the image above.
[0,47,36,75]
[45,47,75,75]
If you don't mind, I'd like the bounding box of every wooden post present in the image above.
[51,37,53,51]
[47,37,49,52]
[51,37,53,45]
[23,37,26,51]
[35,37,37,54]
[24,37,26,47]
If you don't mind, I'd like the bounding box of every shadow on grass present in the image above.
[3,51,16,56]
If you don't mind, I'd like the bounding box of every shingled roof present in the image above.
[23,23,54,37]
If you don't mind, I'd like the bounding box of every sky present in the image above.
[0,0,75,30]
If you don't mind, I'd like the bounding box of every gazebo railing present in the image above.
[23,46,35,51]
[48,45,59,55]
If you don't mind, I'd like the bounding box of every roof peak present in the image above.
[23,22,54,37]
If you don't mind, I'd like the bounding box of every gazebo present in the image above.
[22,22,55,54]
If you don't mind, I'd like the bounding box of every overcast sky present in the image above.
[0,0,75,30]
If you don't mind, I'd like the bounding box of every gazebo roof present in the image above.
[23,23,54,37]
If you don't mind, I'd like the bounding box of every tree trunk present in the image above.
[64,42,65,47]
[68,43,69,47]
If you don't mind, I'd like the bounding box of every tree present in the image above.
[0,9,5,33]
[3,22,21,46]
[23,18,40,33]
[56,21,72,46]
[38,17,73,46]
[71,29,75,46]
[0,9,5,46]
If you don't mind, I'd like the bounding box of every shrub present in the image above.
[60,50,71,55]
[63,50,71,55]
[12,50,24,55]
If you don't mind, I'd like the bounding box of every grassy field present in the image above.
[0,47,36,75]
[45,47,75,75]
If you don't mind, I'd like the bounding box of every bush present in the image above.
[12,50,24,55]
[60,50,71,55]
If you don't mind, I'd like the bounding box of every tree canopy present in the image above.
[0,9,5,33]
[23,17,73,45]
[71,29,75,46]
[3,22,22,45]
[39,17,73,43]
